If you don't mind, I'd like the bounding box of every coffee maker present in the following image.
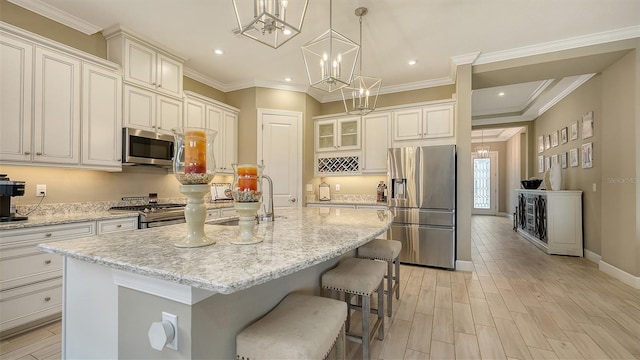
[0,174,27,222]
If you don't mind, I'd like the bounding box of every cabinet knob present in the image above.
[24,151,31,155]
[44,259,52,264]
[289,198,297,203]
[36,152,42,155]
[157,84,162,88]
[45,233,52,237]
[117,224,122,228]
[117,158,122,161]
[44,296,51,302]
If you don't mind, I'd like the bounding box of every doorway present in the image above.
[257,108,302,209]
[472,151,498,215]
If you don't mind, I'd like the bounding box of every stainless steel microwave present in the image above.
[122,128,174,166]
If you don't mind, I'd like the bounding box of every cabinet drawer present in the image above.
[97,218,138,234]
[206,209,221,220]
[0,221,96,245]
[0,249,62,290]
[0,278,62,333]
[220,208,237,217]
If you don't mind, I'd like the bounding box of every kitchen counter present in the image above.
[39,207,391,294]
[306,199,387,207]
[0,211,139,231]
[38,207,392,359]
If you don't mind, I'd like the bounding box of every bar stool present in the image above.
[321,257,386,360]
[357,239,402,317]
[236,293,347,360]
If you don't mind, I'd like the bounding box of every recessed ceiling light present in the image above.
[283,28,292,35]
[498,92,505,96]
[213,49,223,55]
[284,77,292,82]
[408,60,417,66]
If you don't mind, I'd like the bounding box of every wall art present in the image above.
[560,127,568,144]
[570,148,579,167]
[581,142,593,168]
[582,111,594,139]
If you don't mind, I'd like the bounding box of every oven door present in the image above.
[140,218,186,229]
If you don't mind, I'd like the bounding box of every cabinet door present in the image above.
[155,53,182,97]
[123,85,155,131]
[34,47,81,164]
[81,63,122,168]
[337,117,360,150]
[123,38,156,88]
[315,120,336,152]
[184,99,206,128]
[362,112,390,173]
[206,105,224,170]
[156,95,182,133]
[0,35,32,162]
[393,108,422,141]
[422,104,454,139]
[222,112,238,172]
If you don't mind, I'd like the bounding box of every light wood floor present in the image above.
[3,215,640,359]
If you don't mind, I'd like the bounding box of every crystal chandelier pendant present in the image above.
[232,0,308,49]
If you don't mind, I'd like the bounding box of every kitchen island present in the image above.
[38,207,392,359]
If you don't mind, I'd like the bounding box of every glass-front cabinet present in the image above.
[315,117,360,152]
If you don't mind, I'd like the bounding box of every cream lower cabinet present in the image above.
[0,218,137,338]
[516,190,583,256]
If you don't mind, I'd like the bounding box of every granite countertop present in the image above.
[0,201,234,231]
[306,200,387,207]
[39,207,393,294]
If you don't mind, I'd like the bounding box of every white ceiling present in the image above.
[10,0,640,140]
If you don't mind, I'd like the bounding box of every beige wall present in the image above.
[505,130,524,215]
[183,77,226,103]
[226,88,257,163]
[532,75,603,255]
[601,50,638,276]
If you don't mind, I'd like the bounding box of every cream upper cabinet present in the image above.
[106,30,184,98]
[184,91,239,174]
[361,112,391,174]
[81,63,122,169]
[315,117,360,152]
[33,47,81,165]
[123,84,182,134]
[0,34,33,162]
[392,103,455,142]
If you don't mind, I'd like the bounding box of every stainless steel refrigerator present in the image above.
[387,145,456,269]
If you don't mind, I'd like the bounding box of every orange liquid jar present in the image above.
[236,165,258,191]
[184,130,206,173]
[232,164,263,202]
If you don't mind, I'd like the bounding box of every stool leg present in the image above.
[394,257,400,300]
[377,280,384,340]
[386,259,393,317]
[362,294,370,360]
[345,292,352,332]
[336,323,346,360]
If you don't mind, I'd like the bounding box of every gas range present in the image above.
[109,203,186,228]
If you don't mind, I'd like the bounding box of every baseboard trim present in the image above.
[584,249,601,264]
[455,260,474,272]
[599,260,640,289]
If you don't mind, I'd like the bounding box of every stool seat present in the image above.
[358,239,401,261]
[236,293,347,360]
[322,257,387,295]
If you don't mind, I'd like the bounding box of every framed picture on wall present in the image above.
[560,127,568,144]
[582,142,593,168]
[570,148,579,167]
[552,154,559,164]
[545,156,551,171]
[561,152,568,169]
[544,135,551,150]
[582,111,594,139]
[538,155,544,173]
[552,130,559,147]
[570,121,579,140]
[538,135,544,153]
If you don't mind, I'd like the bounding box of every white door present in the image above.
[258,109,302,209]
[472,151,498,215]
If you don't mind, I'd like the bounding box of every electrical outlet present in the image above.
[335,184,341,191]
[306,184,313,192]
[36,184,47,197]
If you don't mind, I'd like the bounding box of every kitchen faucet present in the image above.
[261,174,274,222]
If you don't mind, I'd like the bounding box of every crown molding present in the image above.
[183,67,227,92]
[450,52,480,80]
[474,25,640,65]
[8,0,102,35]
[536,74,595,115]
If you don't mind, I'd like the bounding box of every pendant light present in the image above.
[341,7,381,115]
[301,0,359,92]
[476,130,490,158]
[232,0,309,49]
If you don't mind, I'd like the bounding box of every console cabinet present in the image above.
[516,190,583,256]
